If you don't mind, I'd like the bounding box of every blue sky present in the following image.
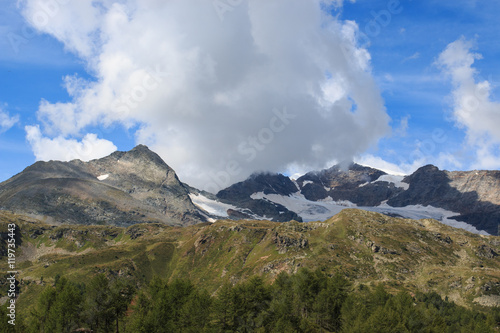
[1,0,499,190]
[341,0,500,173]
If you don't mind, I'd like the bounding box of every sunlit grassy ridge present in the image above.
[1,208,499,315]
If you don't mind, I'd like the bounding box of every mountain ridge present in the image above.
[0,145,499,235]
[1,208,499,312]
[215,163,499,235]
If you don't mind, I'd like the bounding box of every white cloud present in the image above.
[470,138,500,170]
[0,106,19,133]
[356,151,470,176]
[355,154,415,176]
[437,37,500,169]
[20,0,390,191]
[402,52,420,63]
[25,125,117,162]
[435,152,463,170]
[394,115,410,137]
[19,0,103,60]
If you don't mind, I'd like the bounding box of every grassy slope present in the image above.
[1,208,499,314]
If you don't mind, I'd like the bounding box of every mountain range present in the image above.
[1,145,500,317]
[0,145,499,235]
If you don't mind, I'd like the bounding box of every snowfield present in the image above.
[375,175,410,190]
[189,193,236,218]
[250,191,489,235]
[251,192,356,222]
[190,189,489,235]
[364,203,488,235]
[359,174,410,190]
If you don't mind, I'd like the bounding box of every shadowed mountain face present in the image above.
[0,145,206,227]
[388,165,500,235]
[297,163,401,205]
[217,173,302,222]
[216,164,500,235]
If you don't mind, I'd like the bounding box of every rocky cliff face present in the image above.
[0,145,206,227]
[217,173,302,222]
[297,163,403,205]
[216,164,500,235]
[388,165,500,235]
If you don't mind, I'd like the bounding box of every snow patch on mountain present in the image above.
[377,175,409,190]
[365,203,489,235]
[250,192,489,235]
[189,193,237,218]
[251,191,357,222]
[359,174,409,190]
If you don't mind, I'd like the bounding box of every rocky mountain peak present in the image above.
[296,162,388,202]
[87,145,177,187]
[122,144,168,166]
[217,172,298,203]
[417,164,441,172]
[298,162,386,188]
[0,145,205,227]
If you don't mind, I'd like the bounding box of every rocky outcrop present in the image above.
[475,245,498,259]
[431,232,453,245]
[217,173,302,222]
[272,232,308,254]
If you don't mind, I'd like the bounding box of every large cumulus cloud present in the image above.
[20,0,390,191]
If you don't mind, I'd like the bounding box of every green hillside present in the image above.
[1,208,499,315]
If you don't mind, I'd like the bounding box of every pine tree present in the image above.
[178,289,212,332]
[212,282,236,331]
[109,278,135,333]
[84,274,115,332]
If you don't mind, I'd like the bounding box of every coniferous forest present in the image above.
[1,268,499,333]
